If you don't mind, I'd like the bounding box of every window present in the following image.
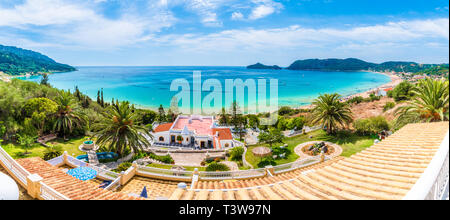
[225,143,230,147]
[159,137,164,142]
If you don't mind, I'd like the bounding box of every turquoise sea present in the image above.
[20,66,391,113]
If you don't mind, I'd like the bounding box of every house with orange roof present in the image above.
[378,87,393,96]
[152,115,234,149]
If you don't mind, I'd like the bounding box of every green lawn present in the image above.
[245,129,375,168]
[2,136,90,159]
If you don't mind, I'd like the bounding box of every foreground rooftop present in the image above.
[168,122,449,200]
[1,122,448,200]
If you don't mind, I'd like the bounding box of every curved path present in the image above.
[294,141,343,160]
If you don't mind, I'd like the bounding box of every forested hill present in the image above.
[0,45,76,75]
[287,58,375,71]
[286,58,448,73]
[247,62,282,70]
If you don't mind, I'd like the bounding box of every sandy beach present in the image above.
[298,71,403,109]
[345,71,403,99]
[1,72,39,83]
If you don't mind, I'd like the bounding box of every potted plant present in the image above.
[176,135,183,144]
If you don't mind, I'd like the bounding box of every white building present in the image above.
[152,115,234,149]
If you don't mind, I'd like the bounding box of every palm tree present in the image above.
[395,78,449,127]
[311,93,353,134]
[53,90,85,140]
[94,101,153,157]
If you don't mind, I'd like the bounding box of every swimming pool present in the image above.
[76,152,118,163]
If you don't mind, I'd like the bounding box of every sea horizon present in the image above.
[19,66,392,113]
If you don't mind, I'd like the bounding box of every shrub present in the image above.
[391,81,414,101]
[149,153,174,164]
[131,152,148,161]
[383,102,396,112]
[369,94,381,101]
[354,116,390,135]
[278,106,294,116]
[229,147,244,161]
[363,97,372,102]
[271,146,291,158]
[206,162,230,171]
[42,146,63,161]
[286,116,305,131]
[130,152,174,164]
[354,119,371,135]
[334,130,353,139]
[205,157,215,164]
[347,96,364,104]
[114,162,132,172]
[257,157,276,168]
[276,116,289,131]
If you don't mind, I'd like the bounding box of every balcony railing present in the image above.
[0,146,31,186]
[40,182,71,200]
[403,131,449,200]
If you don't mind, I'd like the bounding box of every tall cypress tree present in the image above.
[101,88,104,107]
[158,104,165,123]
[97,90,101,105]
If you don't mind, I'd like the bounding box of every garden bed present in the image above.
[301,142,335,156]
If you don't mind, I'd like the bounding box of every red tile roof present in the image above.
[16,157,143,200]
[212,128,233,140]
[153,123,173,132]
[172,117,213,135]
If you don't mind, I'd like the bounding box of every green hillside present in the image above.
[0,45,76,76]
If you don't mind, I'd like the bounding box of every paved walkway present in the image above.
[87,150,99,165]
[221,161,239,171]
[294,141,343,160]
[245,131,259,145]
[169,152,207,167]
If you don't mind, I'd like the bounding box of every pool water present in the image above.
[76,152,118,163]
[84,141,94,144]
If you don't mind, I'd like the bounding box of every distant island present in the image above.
[247,62,282,70]
[0,44,76,76]
[249,58,449,75]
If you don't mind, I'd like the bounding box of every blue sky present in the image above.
[0,0,448,66]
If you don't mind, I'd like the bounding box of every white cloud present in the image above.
[249,0,283,20]
[0,0,93,26]
[0,0,176,49]
[231,11,244,20]
[154,18,449,53]
[249,5,275,19]
[186,0,227,26]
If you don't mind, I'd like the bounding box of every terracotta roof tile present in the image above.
[212,128,233,140]
[168,122,449,200]
[153,123,173,132]
[16,157,143,200]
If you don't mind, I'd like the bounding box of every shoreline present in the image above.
[297,71,403,110]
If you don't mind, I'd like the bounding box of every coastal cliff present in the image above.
[0,44,76,76]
